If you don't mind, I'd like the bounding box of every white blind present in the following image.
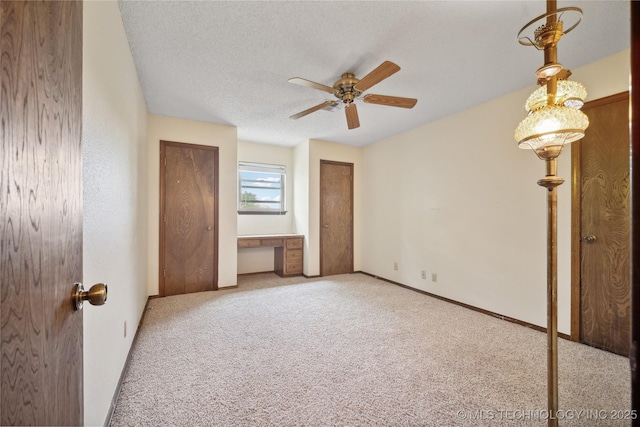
[238,161,286,174]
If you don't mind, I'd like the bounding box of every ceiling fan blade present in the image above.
[354,61,401,92]
[288,77,335,94]
[363,94,418,109]
[345,103,360,130]
[289,100,335,120]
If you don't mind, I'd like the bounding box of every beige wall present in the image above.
[147,115,238,292]
[82,1,149,425]
[293,141,311,275]
[361,50,630,335]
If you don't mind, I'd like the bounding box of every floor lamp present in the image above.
[514,1,589,426]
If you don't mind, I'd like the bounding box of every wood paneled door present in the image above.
[160,141,219,296]
[320,160,354,276]
[1,1,84,424]
[631,0,640,413]
[572,92,630,356]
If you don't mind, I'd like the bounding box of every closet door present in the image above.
[575,93,630,356]
[160,141,218,296]
[320,160,354,276]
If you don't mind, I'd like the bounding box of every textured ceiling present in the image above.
[118,1,630,147]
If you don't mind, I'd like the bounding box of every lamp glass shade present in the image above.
[515,105,589,151]
[525,80,587,113]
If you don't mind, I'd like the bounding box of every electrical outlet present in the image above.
[432,273,438,282]
[421,270,426,279]
[124,321,127,338]
[394,262,398,271]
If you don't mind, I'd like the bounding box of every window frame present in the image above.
[237,161,287,215]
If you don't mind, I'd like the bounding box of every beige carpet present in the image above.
[110,273,630,426]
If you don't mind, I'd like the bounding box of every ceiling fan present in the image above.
[288,60,418,130]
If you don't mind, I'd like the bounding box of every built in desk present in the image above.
[237,234,304,277]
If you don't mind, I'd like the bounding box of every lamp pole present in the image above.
[540,3,561,425]
[515,1,587,423]
[538,158,563,427]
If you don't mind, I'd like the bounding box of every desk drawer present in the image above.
[286,238,303,249]
[285,261,302,274]
[238,239,260,248]
[261,238,283,247]
[287,249,302,260]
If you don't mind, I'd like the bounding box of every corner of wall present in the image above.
[293,140,311,275]
[83,1,150,425]
[359,49,631,337]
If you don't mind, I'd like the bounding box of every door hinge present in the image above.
[164,157,167,166]
[163,269,167,278]
[164,214,167,223]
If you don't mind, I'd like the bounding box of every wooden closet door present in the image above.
[320,160,354,276]
[578,93,630,356]
[160,141,218,296]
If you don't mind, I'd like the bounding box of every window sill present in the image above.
[238,210,288,216]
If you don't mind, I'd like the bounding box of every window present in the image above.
[238,161,286,215]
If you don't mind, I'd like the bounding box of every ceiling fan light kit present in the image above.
[288,60,417,130]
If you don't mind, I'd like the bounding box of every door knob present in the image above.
[72,282,108,311]
[584,235,597,243]
[323,224,329,228]
[207,226,212,230]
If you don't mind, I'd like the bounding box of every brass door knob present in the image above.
[72,282,108,311]
[584,235,597,243]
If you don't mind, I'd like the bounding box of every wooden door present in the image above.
[320,160,354,276]
[631,0,640,415]
[1,1,84,424]
[160,141,218,296]
[575,92,630,356]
